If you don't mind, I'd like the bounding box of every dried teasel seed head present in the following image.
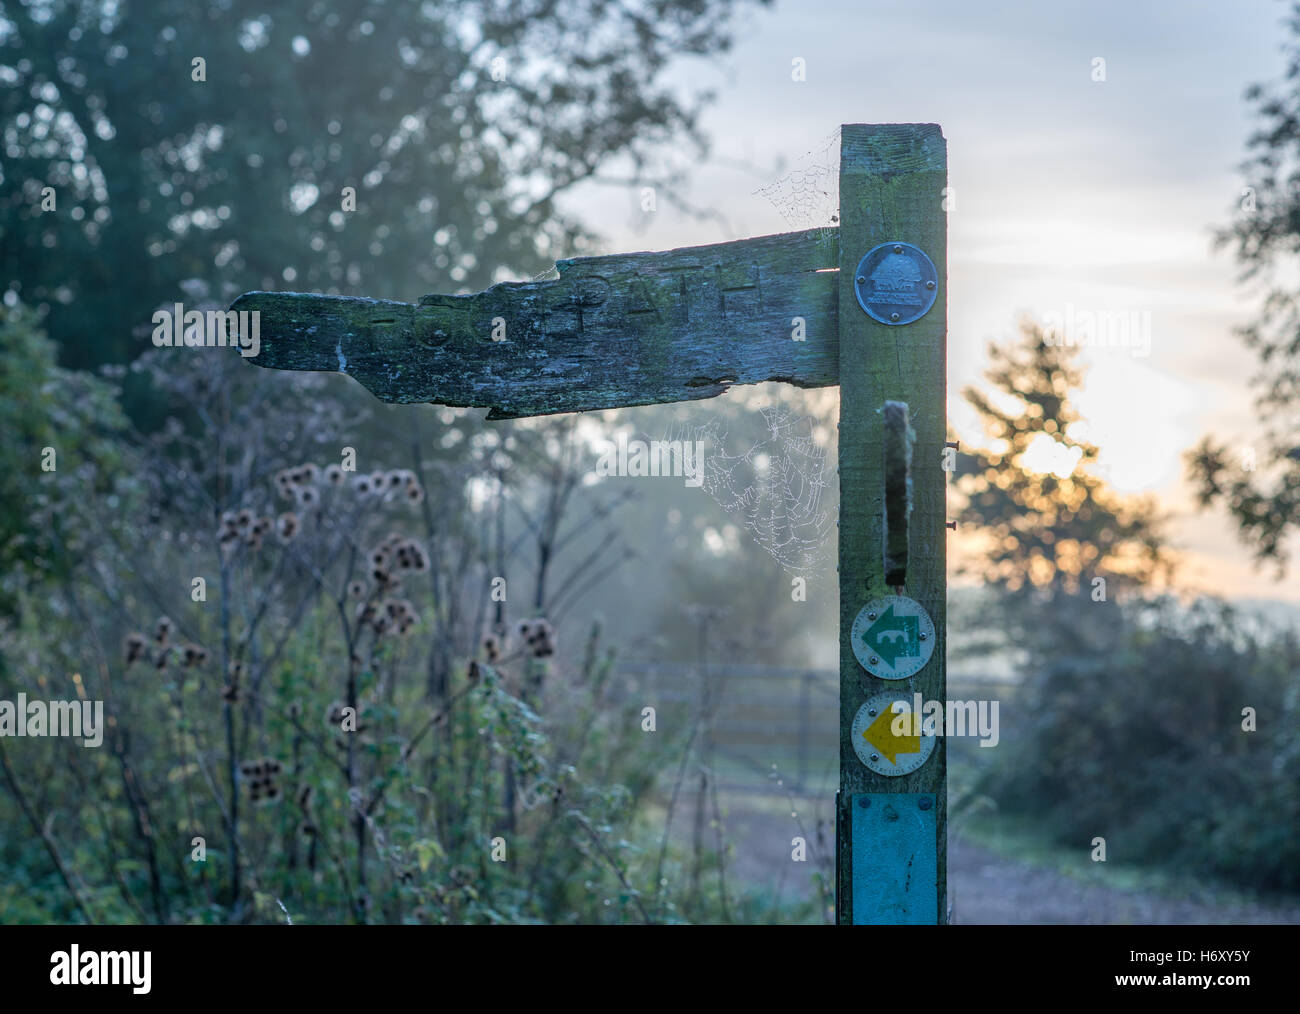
[325,464,344,485]
[299,464,320,484]
[125,633,147,665]
[277,512,299,542]
[348,580,366,599]
[297,485,319,507]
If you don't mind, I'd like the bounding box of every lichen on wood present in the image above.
[232,228,841,419]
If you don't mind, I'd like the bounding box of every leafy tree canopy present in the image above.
[1,0,767,381]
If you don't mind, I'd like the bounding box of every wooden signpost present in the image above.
[234,123,948,924]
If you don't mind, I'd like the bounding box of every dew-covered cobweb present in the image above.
[752,127,841,232]
[662,405,835,577]
[652,131,844,576]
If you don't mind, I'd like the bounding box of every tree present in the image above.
[1191,2,1300,574]
[956,320,1171,601]
[0,0,767,385]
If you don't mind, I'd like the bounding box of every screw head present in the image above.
[893,245,903,254]
[856,275,866,284]
[867,611,877,620]
[870,753,879,762]
[869,656,878,665]
[890,312,901,322]
[925,280,936,290]
[859,797,871,809]
[868,709,877,717]
[919,797,933,810]
[919,632,927,641]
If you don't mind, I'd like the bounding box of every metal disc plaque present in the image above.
[851,595,935,679]
[853,242,938,325]
[851,692,936,777]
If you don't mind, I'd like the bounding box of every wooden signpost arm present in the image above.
[233,228,839,418]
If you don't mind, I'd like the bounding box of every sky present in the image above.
[561,0,1300,607]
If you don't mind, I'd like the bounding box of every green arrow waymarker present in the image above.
[863,604,921,668]
[851,596,935,679]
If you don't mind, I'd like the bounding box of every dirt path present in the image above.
[694,792,1300,923]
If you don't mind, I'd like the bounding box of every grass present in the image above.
[959,811,1300,914]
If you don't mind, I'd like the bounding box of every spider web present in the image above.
[644,135,846,575]
[663,406,835,576]
[752,127,842,232]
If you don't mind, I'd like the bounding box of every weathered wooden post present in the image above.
[835,124,947,924]
[233,122,948,924]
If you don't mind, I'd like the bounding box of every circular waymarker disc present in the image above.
[851,692,936,777]
[851,595,935,680]
[852,242,939,325]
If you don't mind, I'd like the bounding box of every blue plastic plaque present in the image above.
[850,792,938,924]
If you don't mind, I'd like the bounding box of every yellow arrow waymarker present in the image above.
[862,706,920,765]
